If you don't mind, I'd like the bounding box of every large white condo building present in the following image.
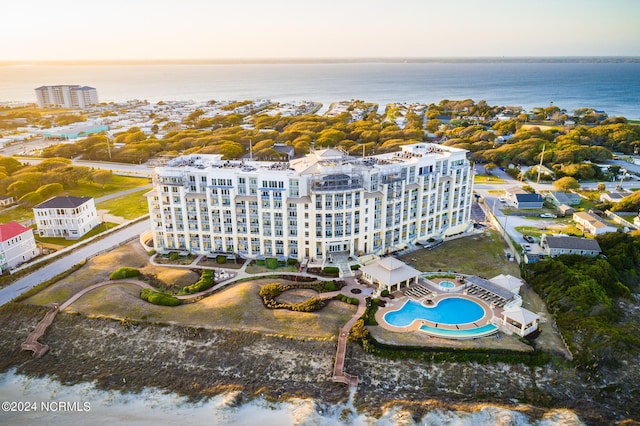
[146,143,474,261]
[35,85,99,108]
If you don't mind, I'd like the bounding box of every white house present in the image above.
[0,221,38,271]
[0,196,14,207]
[573,211,617,235]
[539,234,602,257]
[33,196,99,239]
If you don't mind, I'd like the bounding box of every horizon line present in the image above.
[2,56,640,66]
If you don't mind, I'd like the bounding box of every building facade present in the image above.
[0,221,38,272]
[33,196,99,239]
[540,234,602,257]
[147,143,474,261]
[35,85,99,108]
[573,211,617,235]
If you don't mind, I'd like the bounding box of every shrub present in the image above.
[381,289,390,297]
[265,257,279,269]
[350,264,361,270]
[259,282,283,298]
[109,267,140,280]
[287,257,298,266]
[323,266,340,277]
[324,281,336,292]
[140,288,181,306]
[181,270,215,294]
[216,255,227,264]
[256,258,265,266]
[291,297,324,312]
[169,252,180,261]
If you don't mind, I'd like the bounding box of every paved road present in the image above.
[14,157,154,178]
[0,220,150,306]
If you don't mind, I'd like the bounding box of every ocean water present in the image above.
[0,61,639,119]
[0,370,584,425]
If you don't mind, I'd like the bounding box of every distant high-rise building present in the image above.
[34,85,99,108]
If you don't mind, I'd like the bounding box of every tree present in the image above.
[553,176,580,192]
[92,170,113,188]
[597,183,606,192]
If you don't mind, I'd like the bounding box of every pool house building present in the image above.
[146,143,474,261]
[360,257,421,295]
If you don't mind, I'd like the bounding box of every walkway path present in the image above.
[21,280,154,358]
[21,264,375,390]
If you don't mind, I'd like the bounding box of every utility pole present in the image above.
[536,144,545,184]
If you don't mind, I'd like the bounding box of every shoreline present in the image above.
[0,302,629,424]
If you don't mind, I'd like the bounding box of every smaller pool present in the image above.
[419,323,498,339]
[439,280,456,289]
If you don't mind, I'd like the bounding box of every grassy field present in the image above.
[95,188,150,220]
[0,207,33,224]
[33,222,118,247]
[23,240,355,339]
[0,176,150,224]
[398,229,521,278]
[474,174,506,184]
[64,175,150,198]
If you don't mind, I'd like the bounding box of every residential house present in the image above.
[547,191,582,206]
[539,234,602,257]
[573,211,617,235]
[33,196,99,239]
[0,196,14,207]
[599,192,626,203]
[0,221,38,272]
[513,193,544,209]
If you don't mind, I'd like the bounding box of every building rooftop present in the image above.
[464,275,517,301]
[360,257,421,287]
[573,211,614,229]
[34,196,93,209]
[515,193,543,202]
[0,221,31,242]
[543,235,602,252]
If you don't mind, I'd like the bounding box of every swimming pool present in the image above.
[419,323,498,339]
[439,280,456,289]
[383,298,485,327]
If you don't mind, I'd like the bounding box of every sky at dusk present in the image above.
[2,0,640,61]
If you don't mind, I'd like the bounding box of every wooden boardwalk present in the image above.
[331,279,367,388]
[21,306,59,358]
[21,280,153,358]
[21,275,373,392]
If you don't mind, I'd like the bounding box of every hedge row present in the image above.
[140,288,181,306]
[109,267,140,280]
[181,270,214,294]
[323,266,340,277]
[336,294,360,305]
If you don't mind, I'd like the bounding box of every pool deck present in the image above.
[375,281,498,338]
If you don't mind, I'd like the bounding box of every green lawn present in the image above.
[0,207,33,224]
[474,174,506,184]
[64,175,150,199]
[514,223,584,239]
[398,229,521,278]
[95,188,150,220]
[34,222,118,247]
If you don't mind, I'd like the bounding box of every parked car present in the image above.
[540,213,557,218]
[523,243,532,252]
[523,235,535,243]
